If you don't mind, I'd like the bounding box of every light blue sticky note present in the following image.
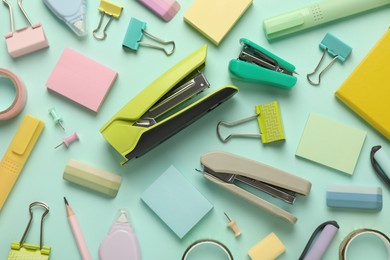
[141,165,213,239]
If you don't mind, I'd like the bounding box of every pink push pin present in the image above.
[55,132,79,149]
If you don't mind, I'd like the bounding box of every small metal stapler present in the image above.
[199,151,311,224]
[229,38,297,89]
[100,45,238,164]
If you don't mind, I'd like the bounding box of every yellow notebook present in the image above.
[335,29,390,140]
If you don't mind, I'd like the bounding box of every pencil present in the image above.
[64,197,92,260]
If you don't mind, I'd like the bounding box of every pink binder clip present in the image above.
[3,0,49,58]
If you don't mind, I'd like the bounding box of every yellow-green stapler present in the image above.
[100,45,238,164]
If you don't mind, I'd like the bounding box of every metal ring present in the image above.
[0,68,27,121]
[182,239,233,260]
[339,228,390,259]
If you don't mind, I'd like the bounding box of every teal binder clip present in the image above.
[228,38,297,89]
[307,33,352,86]
[122,17,175,56]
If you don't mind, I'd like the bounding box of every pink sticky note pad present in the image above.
[46,48,117,112]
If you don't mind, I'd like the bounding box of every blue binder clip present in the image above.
[307,33,352,86]
[122,17,175,56]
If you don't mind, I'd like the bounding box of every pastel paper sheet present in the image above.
[296,113,366,175]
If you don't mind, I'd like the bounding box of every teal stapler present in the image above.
[100,45,238,164]
[229,38,297,89]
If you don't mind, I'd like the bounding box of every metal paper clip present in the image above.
[3,0,49,58]
[123,17,175,56]
[7,202,51,259]
[217,101,285,144]
[307,33,352,86]
[93,0,123,40]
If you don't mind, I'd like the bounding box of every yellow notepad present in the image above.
[335,29,390,140]
[184,0,252,45]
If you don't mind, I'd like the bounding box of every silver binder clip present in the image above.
[3,0,49,58]
[93,0,123,40]
[123,17,175,56]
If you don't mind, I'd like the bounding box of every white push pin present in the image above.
[55,132,79,149]
[48,107,65,130]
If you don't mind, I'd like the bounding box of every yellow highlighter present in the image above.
[0,114,44,211]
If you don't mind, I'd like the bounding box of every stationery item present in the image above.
[93,0,123,40]
[335,29,390,140]
[99,209,141,260]
[182,239,233,260]
[7,202,51,259]
[248,232,285,260]
[55,132,79,149]
[263,0,390,41]
[46,48,118,112]
[307,33,352,86]
[339,229,390,260]
[48,107,65,130]
[0,115,44,211]
[299,221,339,260]
[123,17,175,56]
[100,45,238,164]
[229,38,297,89]
[43,0,86,37]
[0,68,27,121]
[141,165,213,239]
[370,146,390,188]
[3,0,49,58]
[199,151,311,224]
[184,0,252,45]
[63,159,122,197]
[327,185,383,211]
[296,113,366,175]
[137,0,180,22]
[224,212,241,237]
[217,101,285,144]
[64,197,91,260]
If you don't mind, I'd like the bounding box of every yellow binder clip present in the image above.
[7,202,51,260]
[93,0,123,40]
[217,101,285,144]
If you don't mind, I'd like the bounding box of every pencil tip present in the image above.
[64,197,69,205]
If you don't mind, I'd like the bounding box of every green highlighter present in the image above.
[263,0,390,40]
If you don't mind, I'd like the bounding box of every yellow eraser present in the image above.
[248,232,286,260]
[63,159,122,197]
[184,0,252,45]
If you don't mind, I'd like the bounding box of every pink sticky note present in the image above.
[46,48,117,112]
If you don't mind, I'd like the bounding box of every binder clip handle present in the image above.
[93,11,113,40]
[217,114,261,142]
[3,0,33,33]
[306,50,338,86]
[370,145,390,188]
[19,201,49,250]
[139,29,175,56]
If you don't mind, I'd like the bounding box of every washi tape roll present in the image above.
[0,68,27,121]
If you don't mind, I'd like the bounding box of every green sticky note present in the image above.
[296,113,366,175]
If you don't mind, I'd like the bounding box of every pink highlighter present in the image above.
[137,0,180,22]
[99,209,141,260]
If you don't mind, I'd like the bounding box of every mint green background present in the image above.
[1,0,389,259]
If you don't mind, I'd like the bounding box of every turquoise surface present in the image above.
[1,0,389,259]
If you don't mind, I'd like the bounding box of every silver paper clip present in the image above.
[307,33,352,86]
[3,0,49,58]
[123,17,175,56]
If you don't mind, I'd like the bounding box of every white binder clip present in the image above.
[3,0,49,58]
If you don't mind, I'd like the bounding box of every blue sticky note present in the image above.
[141,165,213,239]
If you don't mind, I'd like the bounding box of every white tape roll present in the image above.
[0,68,27,121]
